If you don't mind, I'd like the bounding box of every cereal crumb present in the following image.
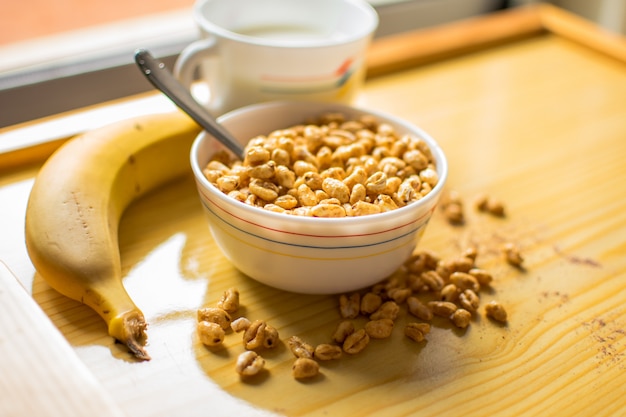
[236,351,265,376]
[502,242,524,267]
[485,300,508,323]
[292,358,320,379]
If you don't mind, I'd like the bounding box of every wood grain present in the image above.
[1,5,625,417]
[0,263,127,417]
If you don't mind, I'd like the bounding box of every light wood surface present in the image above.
[1,5,625,417]
[0,262,127,417]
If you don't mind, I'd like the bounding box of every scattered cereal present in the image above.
[292,358,320,379]
[364,318,394,339]
[485,300,508,323]
[450,308,472,328]
[287,335,315,359]
[236,351,266,376]
[231,317,251,333]
[502,242,524,267]
[405,322,431,343]
[343,329,370,354]
[197,307,231,330]
[314,344,343,361]
[197,321,225,346]
[217,287,240,313]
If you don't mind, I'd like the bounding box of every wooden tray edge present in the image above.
[366,4,626,78]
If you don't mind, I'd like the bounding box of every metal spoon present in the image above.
[134,49,245,159]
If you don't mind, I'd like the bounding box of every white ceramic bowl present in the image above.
[190,101,447,294]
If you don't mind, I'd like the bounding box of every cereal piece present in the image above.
[405,322,430,342]
[197,321,225,346]
[475,193,506,217]
[486,198,505,217]
[231,317,251,332]
[248,161,276,180]
[469,268,493,286]
[474,193,489,211]
[296,183,318,207]
[332,320,355,344]
[502,242,524,267]
[275,165,296,189]
[485,301,508,323]
[374,194,399,212]
[428,301,458,317]
[243,320,267,350]
[343,329,370,354]
[292,358,320,379]
[352,200,381,216]
[440,284,460,302]
[365,171,387,195]
[403,149,429,171]
[449,272,480,293]
[303,171,324,190]
[197,307,231,330]
[310,203,347,218]
[343,166,367,190]
[274,194,299,210]
[450,308,472,328]
[462,246,478,261]
[458,289,480,313]
[263,325,280,349]
[217,287,240,313]
[407,297,433,321]
[360,292,382,315]
[387,287,412,304]
[365,319,394,339]
[420,270,445,292]
[370,301,400,321]
[215,175,240,193]
[244,146,270,166]
[419,167,438,187]
[314,344,343,361]
[339,293,361,319]
[287,335,315,359]
[264,204,285,213]
[406,250,440,274]
[444,204,464,224]
[236,351,266,376]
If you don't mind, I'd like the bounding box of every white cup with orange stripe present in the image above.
[174,0,378,116]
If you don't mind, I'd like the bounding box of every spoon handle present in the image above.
[134,49,245,159]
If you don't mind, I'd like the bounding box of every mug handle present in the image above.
[173,37,218,90]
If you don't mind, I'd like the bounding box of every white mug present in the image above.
[173,0,378,116]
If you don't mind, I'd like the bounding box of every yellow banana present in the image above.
[25,110,202,360]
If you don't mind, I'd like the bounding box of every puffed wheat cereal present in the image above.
[502,242,524,267]
[405,322,431,343]
[236,351,266,376]
[204,113,438,217]
[485,301,508,323]
[287,335,315,359]
[314,344,343,361]
[365,318,394,339]
[197,321,225,346]
[292,358,320,379]
[217,287,240,313]
[343,329,370,354]
[197,307,231,330]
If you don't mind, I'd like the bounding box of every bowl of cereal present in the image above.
[190,101,447,294]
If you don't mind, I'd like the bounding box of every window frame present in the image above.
[0,0,508,127]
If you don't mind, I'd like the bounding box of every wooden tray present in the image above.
[1,4,625,417]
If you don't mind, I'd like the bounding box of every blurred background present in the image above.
[1,0,625,127]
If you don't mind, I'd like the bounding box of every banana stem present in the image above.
[109,310,150,360]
